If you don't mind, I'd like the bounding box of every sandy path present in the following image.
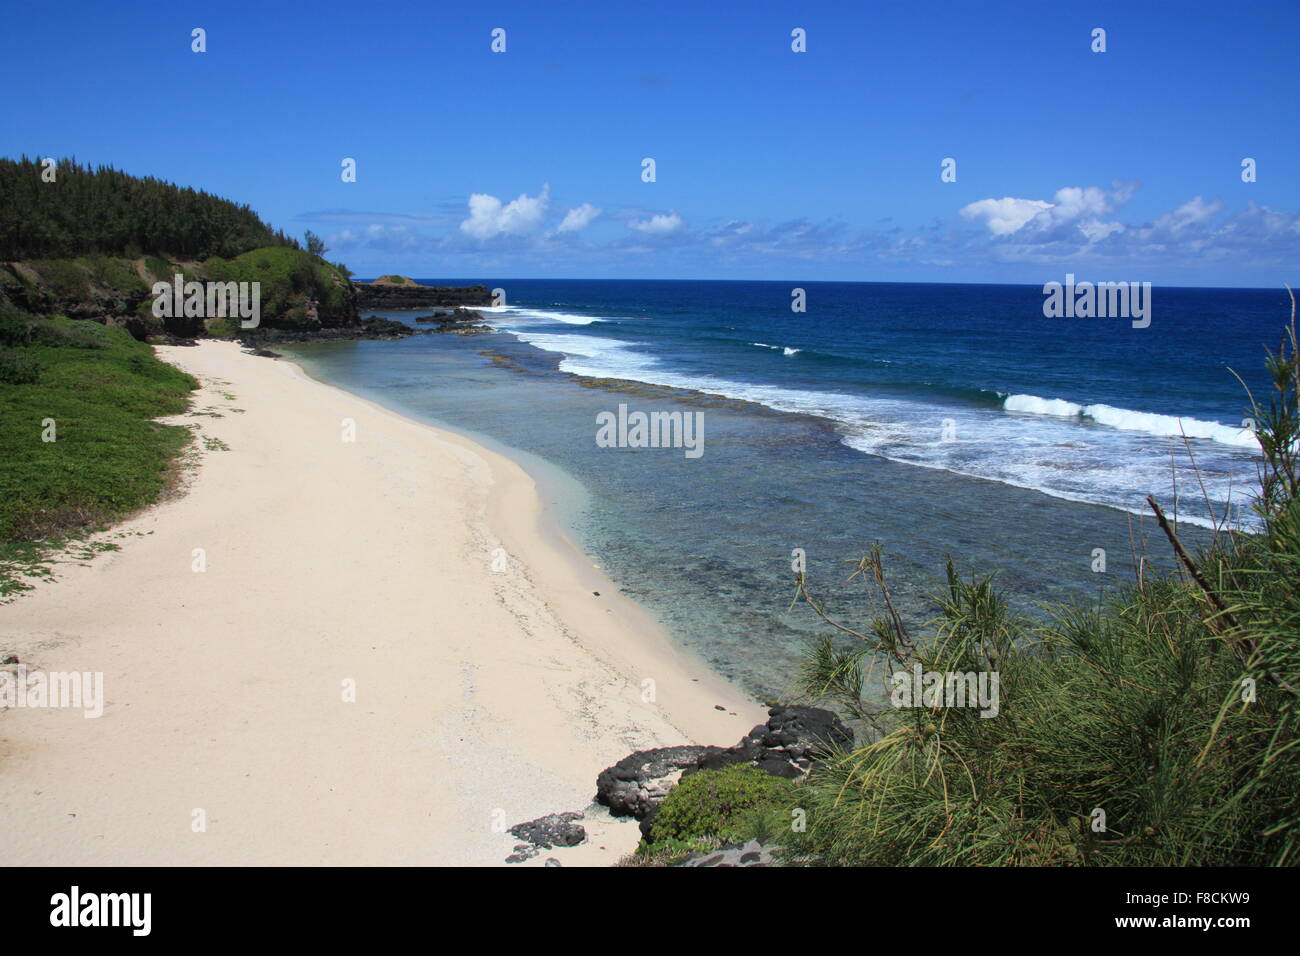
[0,341,763,866]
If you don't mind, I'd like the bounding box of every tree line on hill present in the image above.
[0,156,299,261]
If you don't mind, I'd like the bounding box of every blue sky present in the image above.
[3,0,1299,285]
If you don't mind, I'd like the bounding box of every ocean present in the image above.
[284,279,1288,698]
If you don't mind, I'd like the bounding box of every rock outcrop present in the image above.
[238,315,417,345]
[595,706,853,836]
[0,250,361,342]
[353,281,493,310]
[595,745,727,820]
[413,309,493,334]
[678,839,782,867]
[509,812,587,849]
[504,811,587,863]
[697,704,854,779]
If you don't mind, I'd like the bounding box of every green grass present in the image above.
[79,255,148,295]
[205,316,240,339]
[0,347,42,384]
[0,316,196,548]
[27,259,91,299]
[622,836,722,867]
[141,256,176,284]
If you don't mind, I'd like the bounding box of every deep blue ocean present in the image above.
[286,279,1289,697]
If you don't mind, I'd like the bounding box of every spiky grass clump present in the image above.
[786,299,1300,867]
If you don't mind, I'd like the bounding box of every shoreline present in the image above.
[0,340,763,866]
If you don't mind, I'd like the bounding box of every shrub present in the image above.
[0,348,41,384]
[205,317,240,339]
[80,255,147,295]
[0,305,30,346]
[142,257,175,284]
[28,259,90,299]
[199,247,351,328]
[650,764,796,845]
[25,317,111,349]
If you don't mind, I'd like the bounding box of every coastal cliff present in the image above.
[0,159,488,344]
[0,250,358,342]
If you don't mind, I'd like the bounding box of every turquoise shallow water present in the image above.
[279,282,1238,698]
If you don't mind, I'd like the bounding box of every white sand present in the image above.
[0,341,764,866]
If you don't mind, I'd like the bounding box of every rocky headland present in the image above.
[0,258,497,348]
[354,277,493,311]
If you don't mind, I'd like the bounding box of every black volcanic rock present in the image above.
[413,308,484,324]
[359,316,416,337]
[509,812,587,849]
[237,315,421,345]
[412,308,493,334]
[596,745,726,819]
[354,282,493,310]
[761,704,853,760]
[678,838,781,867]
[596,706,853,834]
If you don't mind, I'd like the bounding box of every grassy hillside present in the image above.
[0,157,359,339]
[198,246,354,336]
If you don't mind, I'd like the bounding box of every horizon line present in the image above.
[352,276,1296,293]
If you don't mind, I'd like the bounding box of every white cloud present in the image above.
[326,180,1298,279]
[556,202,601,234]
[628,211,683,235]
[329,223,428,252]
[961,185,1136,242]
[1223,202,1300,240]
[1078,219,1125,243]
[1154,196,1223,233]
[460,184,550,239]
[960,197,1054,236]
[1043,186,1110,224]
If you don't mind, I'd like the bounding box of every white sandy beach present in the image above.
[0,340,763,866]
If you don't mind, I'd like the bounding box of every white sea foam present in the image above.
[484,306,606,326]
[501,330,1262,530]
[751,342,801,356]
[1082,403,1258,447]
[1004,394,1259,449]
[507,331,660,380]
[509,331,639,360]
[1004,394,1084,417]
